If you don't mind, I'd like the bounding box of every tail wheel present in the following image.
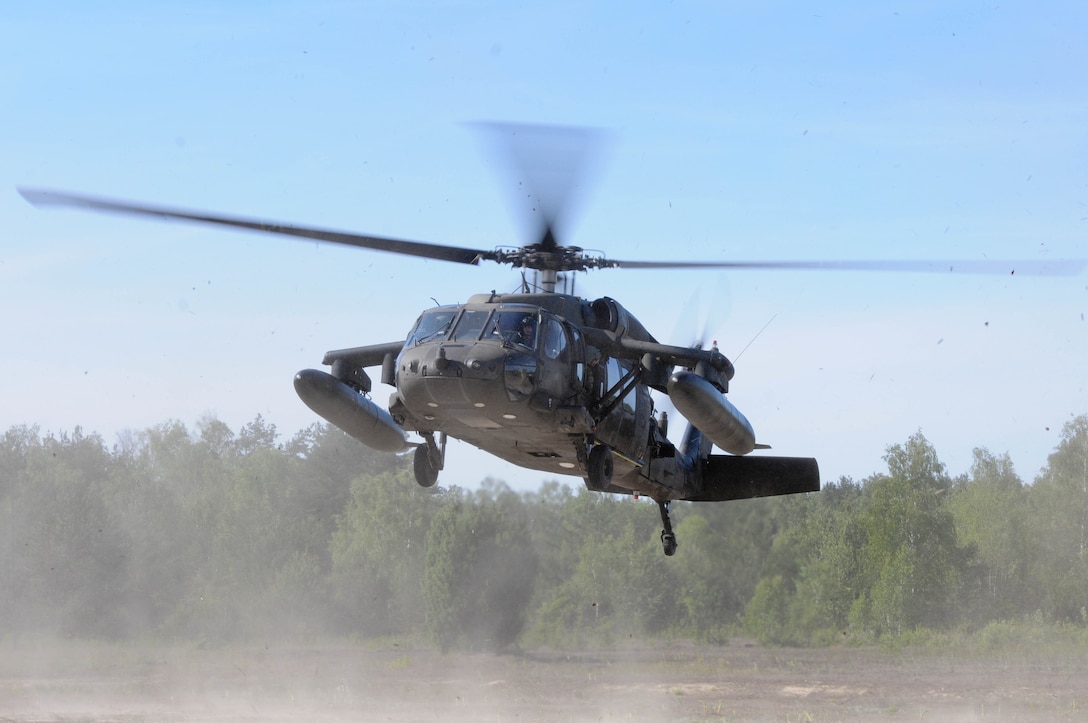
[661,531,678,556]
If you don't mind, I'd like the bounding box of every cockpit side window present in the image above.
[486,310,538,349]
[406,309,456,346]
[543,318,569,362]
[450,310,491,341]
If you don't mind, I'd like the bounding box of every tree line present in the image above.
[2,414,1087,649]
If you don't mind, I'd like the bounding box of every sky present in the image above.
[3,1,1086,491]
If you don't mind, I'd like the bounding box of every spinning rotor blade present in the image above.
[18,187,495,266]
[19,186,1084,278]
[606,257,1086,276]
[473,122,608,252]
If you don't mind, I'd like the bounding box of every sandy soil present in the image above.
[1,638,1085,722]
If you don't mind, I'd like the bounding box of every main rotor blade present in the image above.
[18,187,494,266]
[606,257,1086,276]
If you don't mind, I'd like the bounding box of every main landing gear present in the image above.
[586,444,614,492]
[657,500,678,556]
[413,432,446,488]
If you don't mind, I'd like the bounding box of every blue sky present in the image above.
[3,1,1086,490]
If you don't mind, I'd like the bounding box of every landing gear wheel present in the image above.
[587,444,614,491]
[413,445,439,488]
[661,531,678,556]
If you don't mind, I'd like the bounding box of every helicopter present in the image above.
[17,131,1085,556]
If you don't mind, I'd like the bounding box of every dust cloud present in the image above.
[2,638,1085,721]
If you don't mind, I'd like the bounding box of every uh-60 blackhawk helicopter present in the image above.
[18,132,1084,556]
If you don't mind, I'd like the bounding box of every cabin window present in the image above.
[569,325,585,385]
[606,357,637,414]
[450,310,491,341]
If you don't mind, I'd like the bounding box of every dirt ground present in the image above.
[1,638,1085,722]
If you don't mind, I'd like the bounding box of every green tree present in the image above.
[424,483,538,651]
[946,448,1035,623]
[327,469,435,636]
[675,496,782,641]
[526,491,678,646]
[5,428,128,636]
[1029,416,1088,622]
[740,481,864,645]
[236,414,278,455]
[851,432,968,637]
[0,425,39,635]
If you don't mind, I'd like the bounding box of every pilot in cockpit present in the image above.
[492,311,538,348]
[516,315,537,348]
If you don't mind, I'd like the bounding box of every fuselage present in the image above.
[388,292,656,485]
[296,289,819,509]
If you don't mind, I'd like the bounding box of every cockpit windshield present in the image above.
[405,309,456,346]
[449,309,491,341]
[485,310,538,350]
[407,308,540,349]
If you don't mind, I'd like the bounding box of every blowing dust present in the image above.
[2,638,1085,721]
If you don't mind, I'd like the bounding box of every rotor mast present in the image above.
[540,269,559,293]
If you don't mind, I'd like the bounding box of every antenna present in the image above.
[734,314,777,361]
